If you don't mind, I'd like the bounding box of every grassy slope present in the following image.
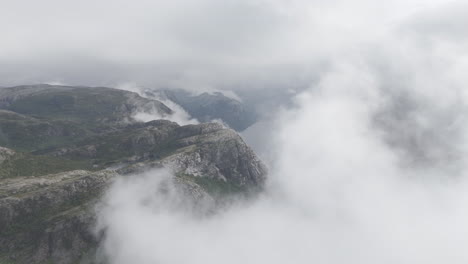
[0,111,92,152]
[0,153,95,179]
[5,87,130,124]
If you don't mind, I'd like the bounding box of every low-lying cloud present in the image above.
[116,82,199,125]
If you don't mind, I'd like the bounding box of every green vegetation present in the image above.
[6,88,128,124]
[0,153,95,178]
[0,86,182,179]
[0,256,17,264]
[0,201,97,264]
[0,111,92,152]
[0,178,101,242]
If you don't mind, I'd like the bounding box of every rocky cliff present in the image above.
[0,85,266,264]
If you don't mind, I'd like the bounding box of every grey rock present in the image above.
[0,147,15,164]
[0,170,116,263]
[164,123,267,187]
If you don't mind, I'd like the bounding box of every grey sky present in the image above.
[1,0,466,90]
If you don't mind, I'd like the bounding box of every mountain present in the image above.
[0,85,267,264]
[148,89,257,131]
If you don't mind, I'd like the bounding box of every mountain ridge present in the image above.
[0,84,267,264]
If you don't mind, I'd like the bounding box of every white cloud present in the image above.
[116,82,199,125]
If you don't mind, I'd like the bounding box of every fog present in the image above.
[3,0,468,263]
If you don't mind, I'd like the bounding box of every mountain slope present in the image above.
[0,84,172,131]
[0,85,267,264]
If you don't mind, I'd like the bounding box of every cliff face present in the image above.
[0,170,113,263]
[0,85,266,264]
[119,122,266,188]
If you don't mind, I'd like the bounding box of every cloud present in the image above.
[0,0,296,88]
[2,0,464,90]
[116,82,198,125]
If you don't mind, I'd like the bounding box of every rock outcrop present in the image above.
[0,147,15,164]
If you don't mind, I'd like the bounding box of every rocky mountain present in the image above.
[0,84,267,264]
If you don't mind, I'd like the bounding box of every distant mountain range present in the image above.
[144,88,258,131]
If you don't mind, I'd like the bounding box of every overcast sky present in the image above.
[1,0,467,91]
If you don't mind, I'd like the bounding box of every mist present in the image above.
[3,0,468,263]
[116,82,199,125]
